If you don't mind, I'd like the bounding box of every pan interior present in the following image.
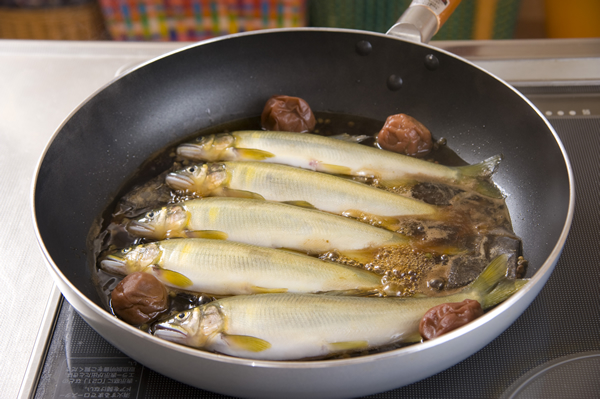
[34,30,569,318]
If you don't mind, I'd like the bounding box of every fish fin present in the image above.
[376,217,403,231]
[453,155,504,198]
[328,340,369,351]
[338,248,378,264]
[185,230,228,240]
[457,154,503,179]
[316,163,353,176]
[468,254,509,295]
[404,331,424,343]
[250,286,289,294]
[220,187,265,200]
[481,278,529,309]
[474,180,504,199]
[282,200,316,209]
[153,267,193,288]
[235,148,275,160]
[222,334,272,352]
[342,209,400,231]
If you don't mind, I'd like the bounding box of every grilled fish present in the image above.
[101,238,382,296]
[152,254,519,360]
[165,162,438,229]
[126,197,411,263]
[176,131,502,194]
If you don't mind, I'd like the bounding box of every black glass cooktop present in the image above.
[33,86,600,399]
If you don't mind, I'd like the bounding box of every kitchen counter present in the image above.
[1,37,598,398]
[0,40,185,398]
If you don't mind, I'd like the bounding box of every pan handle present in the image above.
[387,0,462,43]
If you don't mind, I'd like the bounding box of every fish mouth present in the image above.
[100,256,127,274]
[127,220,156,237]
[166,173,195,191]
[152,323,189,342]
[177,143,203,160]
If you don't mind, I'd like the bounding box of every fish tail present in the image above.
[468,253,509,296]
[481,278,529,309]
[455,154,504,198]
[473,179,504,198]
[456,154,503,179]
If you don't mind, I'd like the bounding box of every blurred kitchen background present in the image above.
[0,0,598,42]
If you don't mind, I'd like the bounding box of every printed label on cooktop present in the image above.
[36,357,142,399]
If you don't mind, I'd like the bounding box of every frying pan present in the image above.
[33,1,574,397]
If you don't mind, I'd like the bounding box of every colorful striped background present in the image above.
[99,0,306,41]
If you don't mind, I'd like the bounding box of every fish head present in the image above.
[177,133,235,162]
[100,242,162,275]
[166,163,228,196]
[127,205,190,239]
[152,304,223,348]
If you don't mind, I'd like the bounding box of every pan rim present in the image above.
[30,27,576,370]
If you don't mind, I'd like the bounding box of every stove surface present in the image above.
[32,88,600,397]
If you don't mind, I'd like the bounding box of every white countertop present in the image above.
[0,40,185,398]
[1,37,598,398]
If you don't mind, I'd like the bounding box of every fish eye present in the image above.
[121,248,131,254]
[188,166,196,173]
[146,211,155,218]
[176,312,189,321]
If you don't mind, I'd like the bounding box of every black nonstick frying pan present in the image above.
[33,1,574,397]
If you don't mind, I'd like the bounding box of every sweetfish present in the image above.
[176,131,502,194]
[100,238,382,296]
[153,254,522,360]
[126,197,411,263]
[165,161,439,229]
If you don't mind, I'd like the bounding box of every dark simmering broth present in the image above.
[91,112,525,353]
